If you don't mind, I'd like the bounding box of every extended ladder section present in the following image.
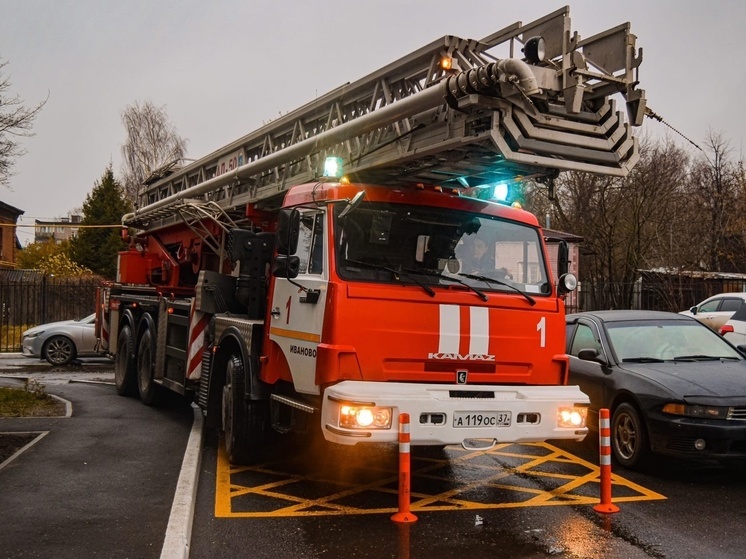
[125,6,645,229]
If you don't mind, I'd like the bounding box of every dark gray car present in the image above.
[566,310,746,469]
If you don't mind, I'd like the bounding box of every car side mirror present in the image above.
[737,344,746,355]
[690,306,698,315]
[577,348,607,365]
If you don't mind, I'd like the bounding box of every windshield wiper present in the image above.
[344,259,435,297]
[458,273,536,305]
[402,268,488,301]
[622,357,666,363]
[672,355,739,361]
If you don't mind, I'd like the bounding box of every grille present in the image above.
[727,406,746,420]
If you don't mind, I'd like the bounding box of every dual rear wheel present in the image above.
[114,323,161,406]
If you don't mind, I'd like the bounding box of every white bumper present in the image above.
[321,380,589,446]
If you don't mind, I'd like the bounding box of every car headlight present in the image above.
[662,403,728,419]
[22,331,44,340]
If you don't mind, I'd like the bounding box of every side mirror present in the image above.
[690,306,698,315]
[557,240,569,277]
[276,209,300,255]
[272,255,300,279]
[577,348,606,365]
[338,190,366,219]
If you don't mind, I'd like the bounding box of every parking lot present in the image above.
[3,358,746,559]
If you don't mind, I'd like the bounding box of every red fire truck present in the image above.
[97,7,646,463]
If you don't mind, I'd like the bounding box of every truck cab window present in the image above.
[297,211,324,275]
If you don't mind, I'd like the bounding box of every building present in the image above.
[0,201,25,269]
[34,215,82,243]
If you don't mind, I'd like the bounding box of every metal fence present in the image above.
[568,274,746,315]
[0,271,100,352]
[3,268,743,352]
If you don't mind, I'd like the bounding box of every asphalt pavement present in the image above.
[0,355,199,559]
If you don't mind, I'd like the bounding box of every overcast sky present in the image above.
[2,0,744,244]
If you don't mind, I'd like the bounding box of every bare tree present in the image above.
[551,137,689,308]
[682,132,744,272]
[0,58,47,188]
[120,100,188,204]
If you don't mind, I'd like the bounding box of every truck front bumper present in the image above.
[321,381,589,446]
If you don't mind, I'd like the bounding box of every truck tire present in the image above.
[115,325,138,397]
[137,329,161,406]
[221,353,268,464]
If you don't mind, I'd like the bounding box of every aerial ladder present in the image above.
[125,5,643,232]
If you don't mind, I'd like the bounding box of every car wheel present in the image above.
[611,402,650,469]
[137,329,161,406]
[43,335,76,366]
[221,354,269,465]
[115,324,138,397]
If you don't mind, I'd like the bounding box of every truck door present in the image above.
[269,209,328,395]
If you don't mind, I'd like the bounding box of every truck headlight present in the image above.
[558,406,587,428]
[339,405,393,430]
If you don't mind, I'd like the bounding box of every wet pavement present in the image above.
[0,357,194,559]
[4,354,746,558]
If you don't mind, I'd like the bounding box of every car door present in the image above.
[710,297,745,330]
[76,314,98,354]
[692,297,723,329]
[566,319,609,427]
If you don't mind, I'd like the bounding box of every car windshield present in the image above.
[605,319,743,362]
[333,201,551,296]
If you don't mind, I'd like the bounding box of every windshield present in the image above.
[606,320,743,362]
[333,201,551,295]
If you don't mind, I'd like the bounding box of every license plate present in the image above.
[453,411,511,428]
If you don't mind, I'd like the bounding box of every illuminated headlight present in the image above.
[662,403,728,419]
[558,406,587,428]
[339,405,393,430]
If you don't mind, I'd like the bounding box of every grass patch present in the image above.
[0,380,66,417]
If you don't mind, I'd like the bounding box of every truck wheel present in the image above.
[137,329,161,406]
[611,402,650,469]
[221,353,268,464]
[115,325,138,397]
[43,335,76,366]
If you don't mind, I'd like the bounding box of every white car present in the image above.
[679,293,746,331]
[21,314,99,366]
[719,303,746,349]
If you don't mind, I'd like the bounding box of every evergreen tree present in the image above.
[69,166,131,279]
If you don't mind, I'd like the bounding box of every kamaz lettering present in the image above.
[428,353,496,361]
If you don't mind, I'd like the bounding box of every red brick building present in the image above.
[0,201,24,269]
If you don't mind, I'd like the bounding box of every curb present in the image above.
[160,403,204,559]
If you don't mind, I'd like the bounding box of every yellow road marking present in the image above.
[215,441,666,518]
